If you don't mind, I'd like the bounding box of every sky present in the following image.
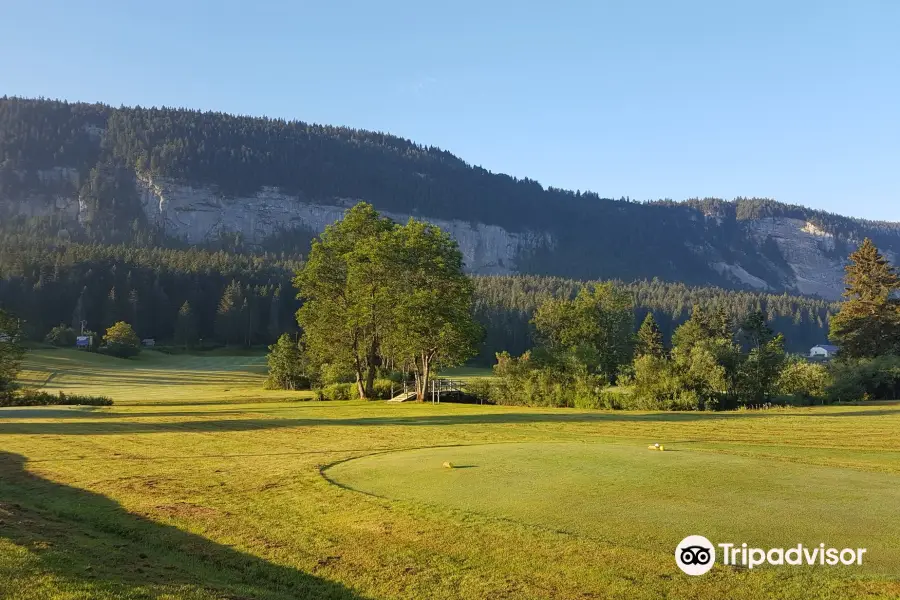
[2,0,899,220]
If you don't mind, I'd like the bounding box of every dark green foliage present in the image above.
[173,301,198,349]
[296,203,480,401]
[628,306,791,410]
[0,309,25,400]
[264,334,311,391]
[472,276,837,365]
[2,389,112,407]
[827,355,900,402]
[531,283,634,384]
[216,280,250,347]
[829,239,900,359]
[635,312,665,359]
[0,239,301,348]
[735,311,787,404]
[44,324,77,347]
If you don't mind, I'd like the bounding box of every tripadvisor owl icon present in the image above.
[676,535,715,575]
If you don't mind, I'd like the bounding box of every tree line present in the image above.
[0,237,301,348]
[472,275,837,363]
[0,236,838,357]
[476,238,900,409]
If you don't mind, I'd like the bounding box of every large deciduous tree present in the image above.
[382,219,481,401]
[531,282,633,383]
[295,204,481,401]
[830,238,900,359]
[294,203,396,400]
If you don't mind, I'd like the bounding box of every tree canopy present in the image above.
[295,203,480,400]
[829,239,900,359]
[0,309,24,400]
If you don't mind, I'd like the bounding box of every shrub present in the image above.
[372,378,395,400]
[776,357,830,402]
[464,379,496,404]
[102,322,141,358]
[2,389,113,407]
[318,382,358,401]
[319,363,356,385]
[44,324,77,347]
[264,334,312,390]
[827,355,900,402]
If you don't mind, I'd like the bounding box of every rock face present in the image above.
[136,175,551,275]
[4,167,899,299]
[745,218,845,298]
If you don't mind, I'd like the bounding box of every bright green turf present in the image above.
[1,350,899,599]
[328,441,900,574]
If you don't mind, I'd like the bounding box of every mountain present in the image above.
[2,96,899,299]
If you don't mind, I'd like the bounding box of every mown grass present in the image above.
[17,348,313,404]
[1,351,899,599]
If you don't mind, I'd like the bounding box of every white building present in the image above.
[809,344,839,359]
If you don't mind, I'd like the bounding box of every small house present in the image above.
[141,338,156,347]
[809,344,839,359]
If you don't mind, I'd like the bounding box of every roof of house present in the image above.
[812,344,839,352]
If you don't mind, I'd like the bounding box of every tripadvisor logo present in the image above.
[675,536,867,575]
[676,535,716,575]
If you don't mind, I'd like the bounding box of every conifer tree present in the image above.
[216,280,245,345]
[174,301,198,349]
[830,239,900,358]
[635,312,665,358]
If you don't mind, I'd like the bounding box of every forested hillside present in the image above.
[0,232,836,360]
[3,96,900,296]
[473,276,836,363]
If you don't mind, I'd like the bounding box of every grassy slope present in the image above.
[16,348,312,404]
[0,351,898,599]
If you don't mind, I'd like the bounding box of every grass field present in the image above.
[1,351,899,599]
[16,348,309,403]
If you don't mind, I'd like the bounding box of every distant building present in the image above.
[809,344,839,359]
[141,338,156,347]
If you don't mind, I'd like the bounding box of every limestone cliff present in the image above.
[134,175,552,275]
[4,166,900,300]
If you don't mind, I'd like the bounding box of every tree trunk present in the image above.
[354,354,367,400]
[364,337,378,399]
[415,351,432,402]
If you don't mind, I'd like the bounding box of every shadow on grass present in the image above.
[2,405,899,436]
[0,411,763,435]
[0,452,367,599]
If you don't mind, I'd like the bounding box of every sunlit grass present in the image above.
[17,349,313,404]
[1,351,899,598]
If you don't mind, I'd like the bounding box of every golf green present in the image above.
[327,441,900,574]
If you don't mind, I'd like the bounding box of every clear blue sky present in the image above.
[3,1,899,220]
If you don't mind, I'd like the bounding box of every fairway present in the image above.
[16,349,307,404]
[2,351,900,599]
